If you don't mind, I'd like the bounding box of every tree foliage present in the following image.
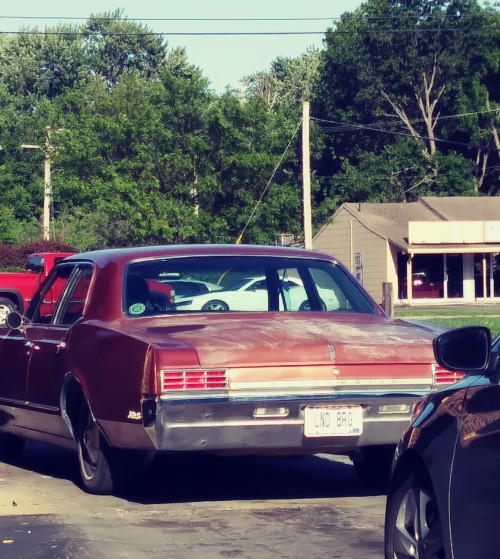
[0,3,498,249]
[314,0,500,205]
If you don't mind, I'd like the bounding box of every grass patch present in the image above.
[394,306,500,338]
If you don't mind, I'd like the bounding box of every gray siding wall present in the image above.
[313,208,388,303]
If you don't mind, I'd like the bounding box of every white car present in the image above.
[161,279,223,297]
[174,276,342,312]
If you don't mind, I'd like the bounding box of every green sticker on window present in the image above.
[129,303,146,315]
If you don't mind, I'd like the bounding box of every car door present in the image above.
[448,336,500,559]
[0,263,91,435]
[26,264,92,413]
[0,323,48,404]
[0,264,75,428]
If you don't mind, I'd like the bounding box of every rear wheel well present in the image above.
[388,449,430,496]
[61,378,91,440]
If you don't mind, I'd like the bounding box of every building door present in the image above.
[474,253,490,298]
[446,254,464,298]
[494,254,500,297]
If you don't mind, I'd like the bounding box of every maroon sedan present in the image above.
[0,245,456,494]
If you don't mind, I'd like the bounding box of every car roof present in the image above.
[62,245,342,323]
[64,244,337,268]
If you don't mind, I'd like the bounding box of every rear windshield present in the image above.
[123,255,377,317]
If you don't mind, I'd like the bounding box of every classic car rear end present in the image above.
[137,313,447,483]
[0,245,456,494]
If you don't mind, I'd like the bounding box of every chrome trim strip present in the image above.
[160,392,229,401]
[160,416,409,430]
[363,416,410,422]
[159,388,427,401]
[230,377,430,391]
[331,377,431,387]
[230,379,336,390]
[228,390,426,399]
[0,398,59,413]
[162,418,303,429]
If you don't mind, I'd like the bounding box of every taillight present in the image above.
[161,369,228,393]
[432,363,465,386]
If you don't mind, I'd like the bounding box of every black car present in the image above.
[385,325,499,559]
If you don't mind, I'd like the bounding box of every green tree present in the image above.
[82,10,168,88]
[47,56,211,247]
[242,48,321,112]
[314,0,500,210]
[0,24,87,102]
[196,92,303,245]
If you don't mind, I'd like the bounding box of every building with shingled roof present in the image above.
[313,196,500,306]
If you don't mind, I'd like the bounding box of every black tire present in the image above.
[0,297,17,325]
[0,432,25,462]
[77,404,114,495]
[299,299,327,311]
[201,299,229,311]
[385,471,445,559]
[352,445,395,487]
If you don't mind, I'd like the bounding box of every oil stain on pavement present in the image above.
[1,515,96,559]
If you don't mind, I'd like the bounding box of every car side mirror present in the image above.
[6,311,24,330]
[434,326,491,372]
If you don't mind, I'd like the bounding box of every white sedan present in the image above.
[174,276,342,312]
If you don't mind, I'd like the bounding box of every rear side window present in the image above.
[123,255,377,317]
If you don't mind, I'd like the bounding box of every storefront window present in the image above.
[398,252,500,301]
[446,254,463,299]
[408,254,444,299]
[494,254,500,297]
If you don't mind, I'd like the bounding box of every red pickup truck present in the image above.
[0,252,74,324]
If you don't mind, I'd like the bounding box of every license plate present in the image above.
[304,406,363,437]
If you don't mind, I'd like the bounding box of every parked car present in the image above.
[174,275,343,312]
[176,276,307,311]
[160,278,223,297]
[0,244,457,495]
[0,251,74,324]
[401,272,443,299]
[385,325,497,559]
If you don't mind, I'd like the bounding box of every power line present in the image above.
[0,30,326,36]
[1,16,338,22]
[313,115,499,151]
[0,26,497,37]
[314,108,500,133]
[0,14,498,23]
[316,164,500,182]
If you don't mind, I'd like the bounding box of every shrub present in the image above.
[0,241,76,270]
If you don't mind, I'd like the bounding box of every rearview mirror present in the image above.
[434,326,491,372]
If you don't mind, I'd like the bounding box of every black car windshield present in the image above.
[123,255,377,317]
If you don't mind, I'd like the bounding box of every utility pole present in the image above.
[302,101,313,249]
[22,126,61,241]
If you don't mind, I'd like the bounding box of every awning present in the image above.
[408,244,500,255]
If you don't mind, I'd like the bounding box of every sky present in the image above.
[0,0,363,93]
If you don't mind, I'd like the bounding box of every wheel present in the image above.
[0,432,25,462]
[77,404,114,494]
[299,299,327,311]
[385,471,445,559]
[352,445,395,487]
[0,298,17,325]
[201,299,229,311]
